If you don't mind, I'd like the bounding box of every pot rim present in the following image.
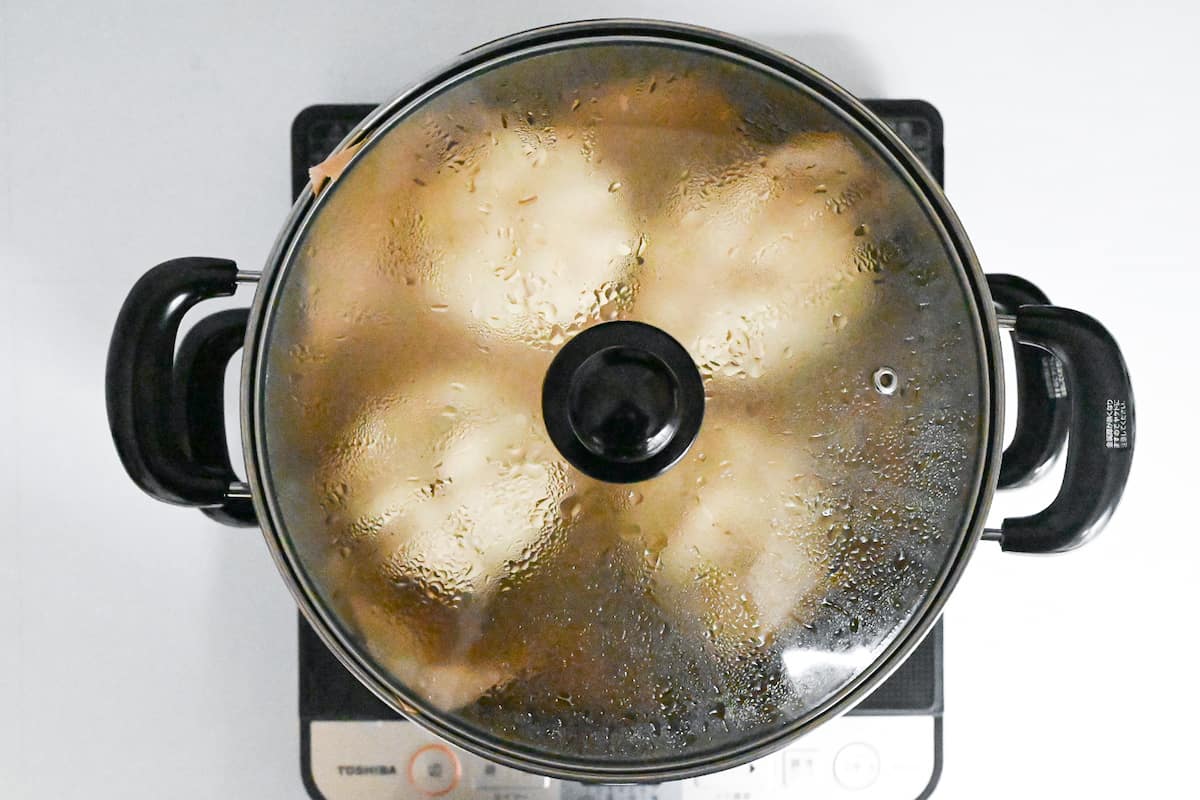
[239,18,1005,783]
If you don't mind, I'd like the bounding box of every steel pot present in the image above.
[105,19,1134,783]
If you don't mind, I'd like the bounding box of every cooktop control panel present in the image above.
[308,716,936,800]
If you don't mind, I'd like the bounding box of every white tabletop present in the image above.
[1,1,1196,797]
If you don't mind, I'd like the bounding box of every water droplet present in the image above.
[559,496,583,520]
[643,548,662,570]
[618,523,642,542]
[608,181,622,193]
[635,233,648,261]
[854,223,869,236]
[429,304,449,313]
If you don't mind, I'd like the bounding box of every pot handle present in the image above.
[986,274,1070,489]
[172,308,257,526]
[986,306,1134,553]
[106,258,254,522]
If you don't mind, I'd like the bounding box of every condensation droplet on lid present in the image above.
[618,523,642,542]
[608,181,622,192]
[559,496,583,520]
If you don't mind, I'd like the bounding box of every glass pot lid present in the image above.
[256,31,990,775]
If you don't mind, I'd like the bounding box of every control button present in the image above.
[833,742,880,790]
[472,760,550,789]
[783,748,820,785]
[407,743,461,796]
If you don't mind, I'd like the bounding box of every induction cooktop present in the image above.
[291,99,946,800]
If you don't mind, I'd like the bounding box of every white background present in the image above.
[1,1,1197,797]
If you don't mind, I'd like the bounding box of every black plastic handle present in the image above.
[992,306,1134,553]
[106,258,249,517]
[172,308,257,526]
[987,274,1070,489]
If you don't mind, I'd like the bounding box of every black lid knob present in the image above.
[542,321,704,483]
